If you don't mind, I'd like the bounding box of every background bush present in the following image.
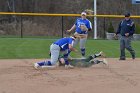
[135,24,140,34]
[107,22,115,33]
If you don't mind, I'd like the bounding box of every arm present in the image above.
[116,21,121,35]
[69,44,77,52]
[114,21,122,37]
[84,20,92,32]
[87,21,92,31]
[125,21,135,37]
[129,22,135,36]
[67,24,76,33]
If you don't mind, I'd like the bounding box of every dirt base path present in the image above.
[0,58,140,93]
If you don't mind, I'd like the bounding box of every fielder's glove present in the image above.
[80,25,88,31]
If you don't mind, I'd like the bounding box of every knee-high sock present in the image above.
[81,48,85,56]
[37,61,52,66]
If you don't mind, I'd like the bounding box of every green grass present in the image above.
[0,38,139,59]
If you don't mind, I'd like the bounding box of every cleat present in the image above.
[97,51,105,57]
[91,51,106,58]
[95,51,103,57]
[102,58,108,65]
[34,63,40,69]
[119,58,126,60]
[132,55,135,60]
[65,64,74,69]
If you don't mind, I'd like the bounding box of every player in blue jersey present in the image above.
[67,12,92,58]
[34,36,77,69]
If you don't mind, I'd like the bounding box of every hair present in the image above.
[84,9,94,15]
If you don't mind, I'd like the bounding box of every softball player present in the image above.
[34,36,77,69]
[67,12,92,58]
[58,51,108,67]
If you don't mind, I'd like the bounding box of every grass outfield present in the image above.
[0,38,139,59]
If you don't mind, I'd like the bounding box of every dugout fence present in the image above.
[0,12,140,39]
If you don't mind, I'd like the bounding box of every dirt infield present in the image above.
[0,58,140,93]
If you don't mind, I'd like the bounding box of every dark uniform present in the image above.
[116,13,135,60]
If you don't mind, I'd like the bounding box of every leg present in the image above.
[73,37,79,47]
[73,32,80,47]
[34,44,60,69]
[67,49,73,60]
[125,36,135,59]
[120,36,126,60]
[90,59,102,64]
[80,38,87,57]
[85,51,103,62]
[50,44,60,65]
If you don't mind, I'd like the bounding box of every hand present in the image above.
[125,33,129,36]
[114,33,117,39]
[72,48,78,52]
[114,33,117,37]
[66,30,71,35]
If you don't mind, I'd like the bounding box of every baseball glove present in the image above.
[80,25,88,31]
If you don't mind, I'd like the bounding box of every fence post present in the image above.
[61,16,64,38]
[103,17,106,39]
[20,0,23,38]
[20,16,23,38]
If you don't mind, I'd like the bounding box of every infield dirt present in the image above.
[0,58,140,93]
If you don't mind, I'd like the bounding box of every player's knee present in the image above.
[51,61,56,65]
[81,48,85,52]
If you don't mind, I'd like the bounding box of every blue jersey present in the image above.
[75,18,92,34]
[54,37,74,51]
